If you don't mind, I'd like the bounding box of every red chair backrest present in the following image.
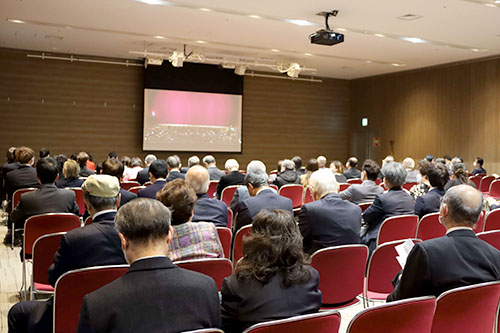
[432,281,500,333]
[339,183,350,192]
[243,310,341,333]
[84,216,92,226]
[24,213,81,257]
[347,179,362,185]
[489,180,500,198]
[477,231,500,251]
[379,183,387,191]
[473,211,486,233]
[121,181,140,191]
[175,258,233,291]
[269,170,278,175]
[347,296,435,333]
[207,181,219,198]
[375,178,382,185]
[484,209,500,231]
[311,245,368,305]
[278,184,304,209]
[68,187,85,215]
[227,208,233,229]
[402,182,418,191]
[366,239,421,294]
[416,213,446,241]
[32,232,65,285]
[469,175,482,188]
[128,186,145,194]
[479,176,495,193]
[269,184,278,192]
[216,227,232,259]
[358,202,371,213]
[144,181,153,187]
[377,215,419,246]
[53,265,129,333]
[183,329,224,333]
[221,185,239,207]
[232,225,252,263]
[304,187,314,204]
[12,187,37,210]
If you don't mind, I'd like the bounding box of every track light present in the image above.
[169,50,185,67]
[145,57,163,68]
[234,65,247,76]
[287,63,301,78]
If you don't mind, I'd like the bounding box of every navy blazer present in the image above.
[48,211,126,286]
[472,167,487,176]
[192,193,228,227]
[216,171,245,199]
[135,166,150,185]
[414,188,445,219]
[78,257,221,333]
[208,167,225,181]
[138,180,166,199]
[387,229,500,301]
[119,188,137,208]
[166,170,185,183]
[234,189,293,232]
[56,177,84,189]
[299,193,362,254]
[343,168,361,180]
[5,165,39,200]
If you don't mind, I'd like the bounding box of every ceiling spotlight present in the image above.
[145,57,164,67]
[401,37,427,44]
[304,53,313,56]
[169,50,185,67]
[234,65,247,76]
[271,49,280,52]
[154,35,165,39]
[200,8,212,11]
[374,33,385,38]
[287,63,301,78]
[8,19,25,24]
[249,15,261,19]
[196,40,206,44]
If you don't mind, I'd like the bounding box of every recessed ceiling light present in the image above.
[200,8,212,12]
[196,40,206,44]
[271,49,279,52]
[8,19,25,24]
[336,28,347,32]
[304,53,312,56]
[365,60,373,63]
[470,48,480,52]
[249,15,261,19]
[392,63,405,67]
[374,33,385,38]
[136,0,169,5]
[285,19,316,26]
[402,37,428,44]
[154,35,165,39]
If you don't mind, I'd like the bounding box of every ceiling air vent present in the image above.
[396,14,423,21]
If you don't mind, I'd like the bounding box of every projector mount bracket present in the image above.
[316,10,339,31]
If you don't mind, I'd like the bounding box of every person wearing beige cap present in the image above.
[8,174,127,333]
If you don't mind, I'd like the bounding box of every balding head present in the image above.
[441,185,483,228]
[185,165,210,194]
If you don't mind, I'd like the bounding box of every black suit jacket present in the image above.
[11,184,79,229]
[387,229,500,301]
[208,167,225,181]
[343,168,362,180]
[55,177,84,189]
[5,164,39,201]
[414,188,445,219]
[135,166,150,185]
[119,188,137,208]
[472,167,487,176]
[299,193,362,254]
[192,193,228,227]
[221,266,322,333]
[79,166,95,177]
[48,211,126,286]
[78,257,221,333]
[234,189,293,232]
[137,180,166,199]
[216,171,245,199]
[166,170,185,183]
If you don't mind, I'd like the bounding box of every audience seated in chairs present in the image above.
[101,158,137,208]
[137,159,168,199]
[4,146,39,203]
[221,209,321,333]
[273,159,301,189]
[157,179,223,262]
[166,155,186,183]
[186,165,228,227]
[472,156,487,176]
[445,162,476,191]
[344,157,362,180]
[135,154,156,185]
[0,147,20,199]
[414,162,449,219]
[203,154,226,180]
[78,198,221,332]
[122,157,143,181]
[55,159,84,189]
[299,169,362,254]
[387,185,500,301]
[77,152,95,177]
[216,159,245,199]
[8,174,127,333]
[339,159,384,204]
[229,160,272,213]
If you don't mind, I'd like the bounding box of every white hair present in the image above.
[247,160,266,174]
[188,155,200,167]
[225,159,239,171]
[202,155,216,165]
[281,159,295,172]
[403,157,415,169]
[317,156,327,168]
[309,169,338,198]
[185,165,210,194]
[144,154,157,165]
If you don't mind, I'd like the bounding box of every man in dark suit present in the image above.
[299,169,362,254]
[362,162,415,252]
[0,147,20,200]
[339,159,384,204]
[8,174,127,333]
[234,169,293,232]
[77,152,95,177]
[101,158,137,208]
[136,154,156,185]
[77,198,221,332]
[414,162,448,219]
[292,156,306,176]
[4,146,39,202]
[138,159,168,199]
[203,155,226,180]
[343,157,362,179]
[472,157,487,175]
[388,185,500,301]
[186,165,228,227]
[216,159,245,199]
[166,155,186,183]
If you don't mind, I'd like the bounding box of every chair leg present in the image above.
[11,224,14,250]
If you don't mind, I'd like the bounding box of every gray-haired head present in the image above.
[185,165,210,194]
[247,160,266,174]
[281,159,295,172]
[225,159,239,171]
[202,155,216,165]
[245,169,269,188]
[115,198,172,243]
[402,157,415,169]
[442,185,483,227]
[382,162,407,187]
[317,156,327,168]
[144,154,157,165]
[166,155,180,169]
[187,155,200,168]
[309,169,338,198]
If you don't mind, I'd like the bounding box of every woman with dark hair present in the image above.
[409,160,432,200]
[221,209,321,332]
[444,162,475,191]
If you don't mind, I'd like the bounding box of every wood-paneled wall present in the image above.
[351,57,500,173]
[0,48,351,170]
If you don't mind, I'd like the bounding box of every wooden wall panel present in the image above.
[351,57,500,173]
[0,48,351,171]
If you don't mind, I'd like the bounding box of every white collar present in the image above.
[133,255,167,263]
[446,226,473,234]
[92,209,117,219]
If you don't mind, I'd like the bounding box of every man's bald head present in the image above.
[441,185,483,227]
[185,165,209,194]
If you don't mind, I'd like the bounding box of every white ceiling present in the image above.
[1,0,500,79]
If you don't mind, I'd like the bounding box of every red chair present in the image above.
[10,187,37,248]
[339,183,350,192]
[432,281,500,333]
[304,187,314,204]
[416,213,446,241]
[183,329,224,333]
[278,184,304,212]
[375,178,382,185]
[311,245,368,308]
[364,239,421,305]
[68,187,85,216]
[216,227,232,259]
[479,176,495,194]
[121,181,140,191]
[469,175,482,189]
[347,179,363,185]
[473,211,486,233]
[347,296,435,333]
[484,209,500,231]
[379,183,387,191]
[221,185,240,207]
[174,258,233,291]
[269,184,279,192]
[128,186,145,194]
[227,208,233,228]
[269,170,278,175]
[477,230,500,251]
[376,215,419,246]
[242,310,341,333]
[232,225,252,263]
[489,180,500,199]
[53,265,129,333]
[207,180,219,198]
[31,232,65,299]
[84,216,92,226]
[144,181,153,187]
[358,202,371,213]
[402,182,418,191]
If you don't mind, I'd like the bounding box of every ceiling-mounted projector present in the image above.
[310,10,344,46]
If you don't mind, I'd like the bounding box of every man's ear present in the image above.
[440,202,448,218]
[166,226,174,245]
[118,232,128,250]
[116,193,121,208]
